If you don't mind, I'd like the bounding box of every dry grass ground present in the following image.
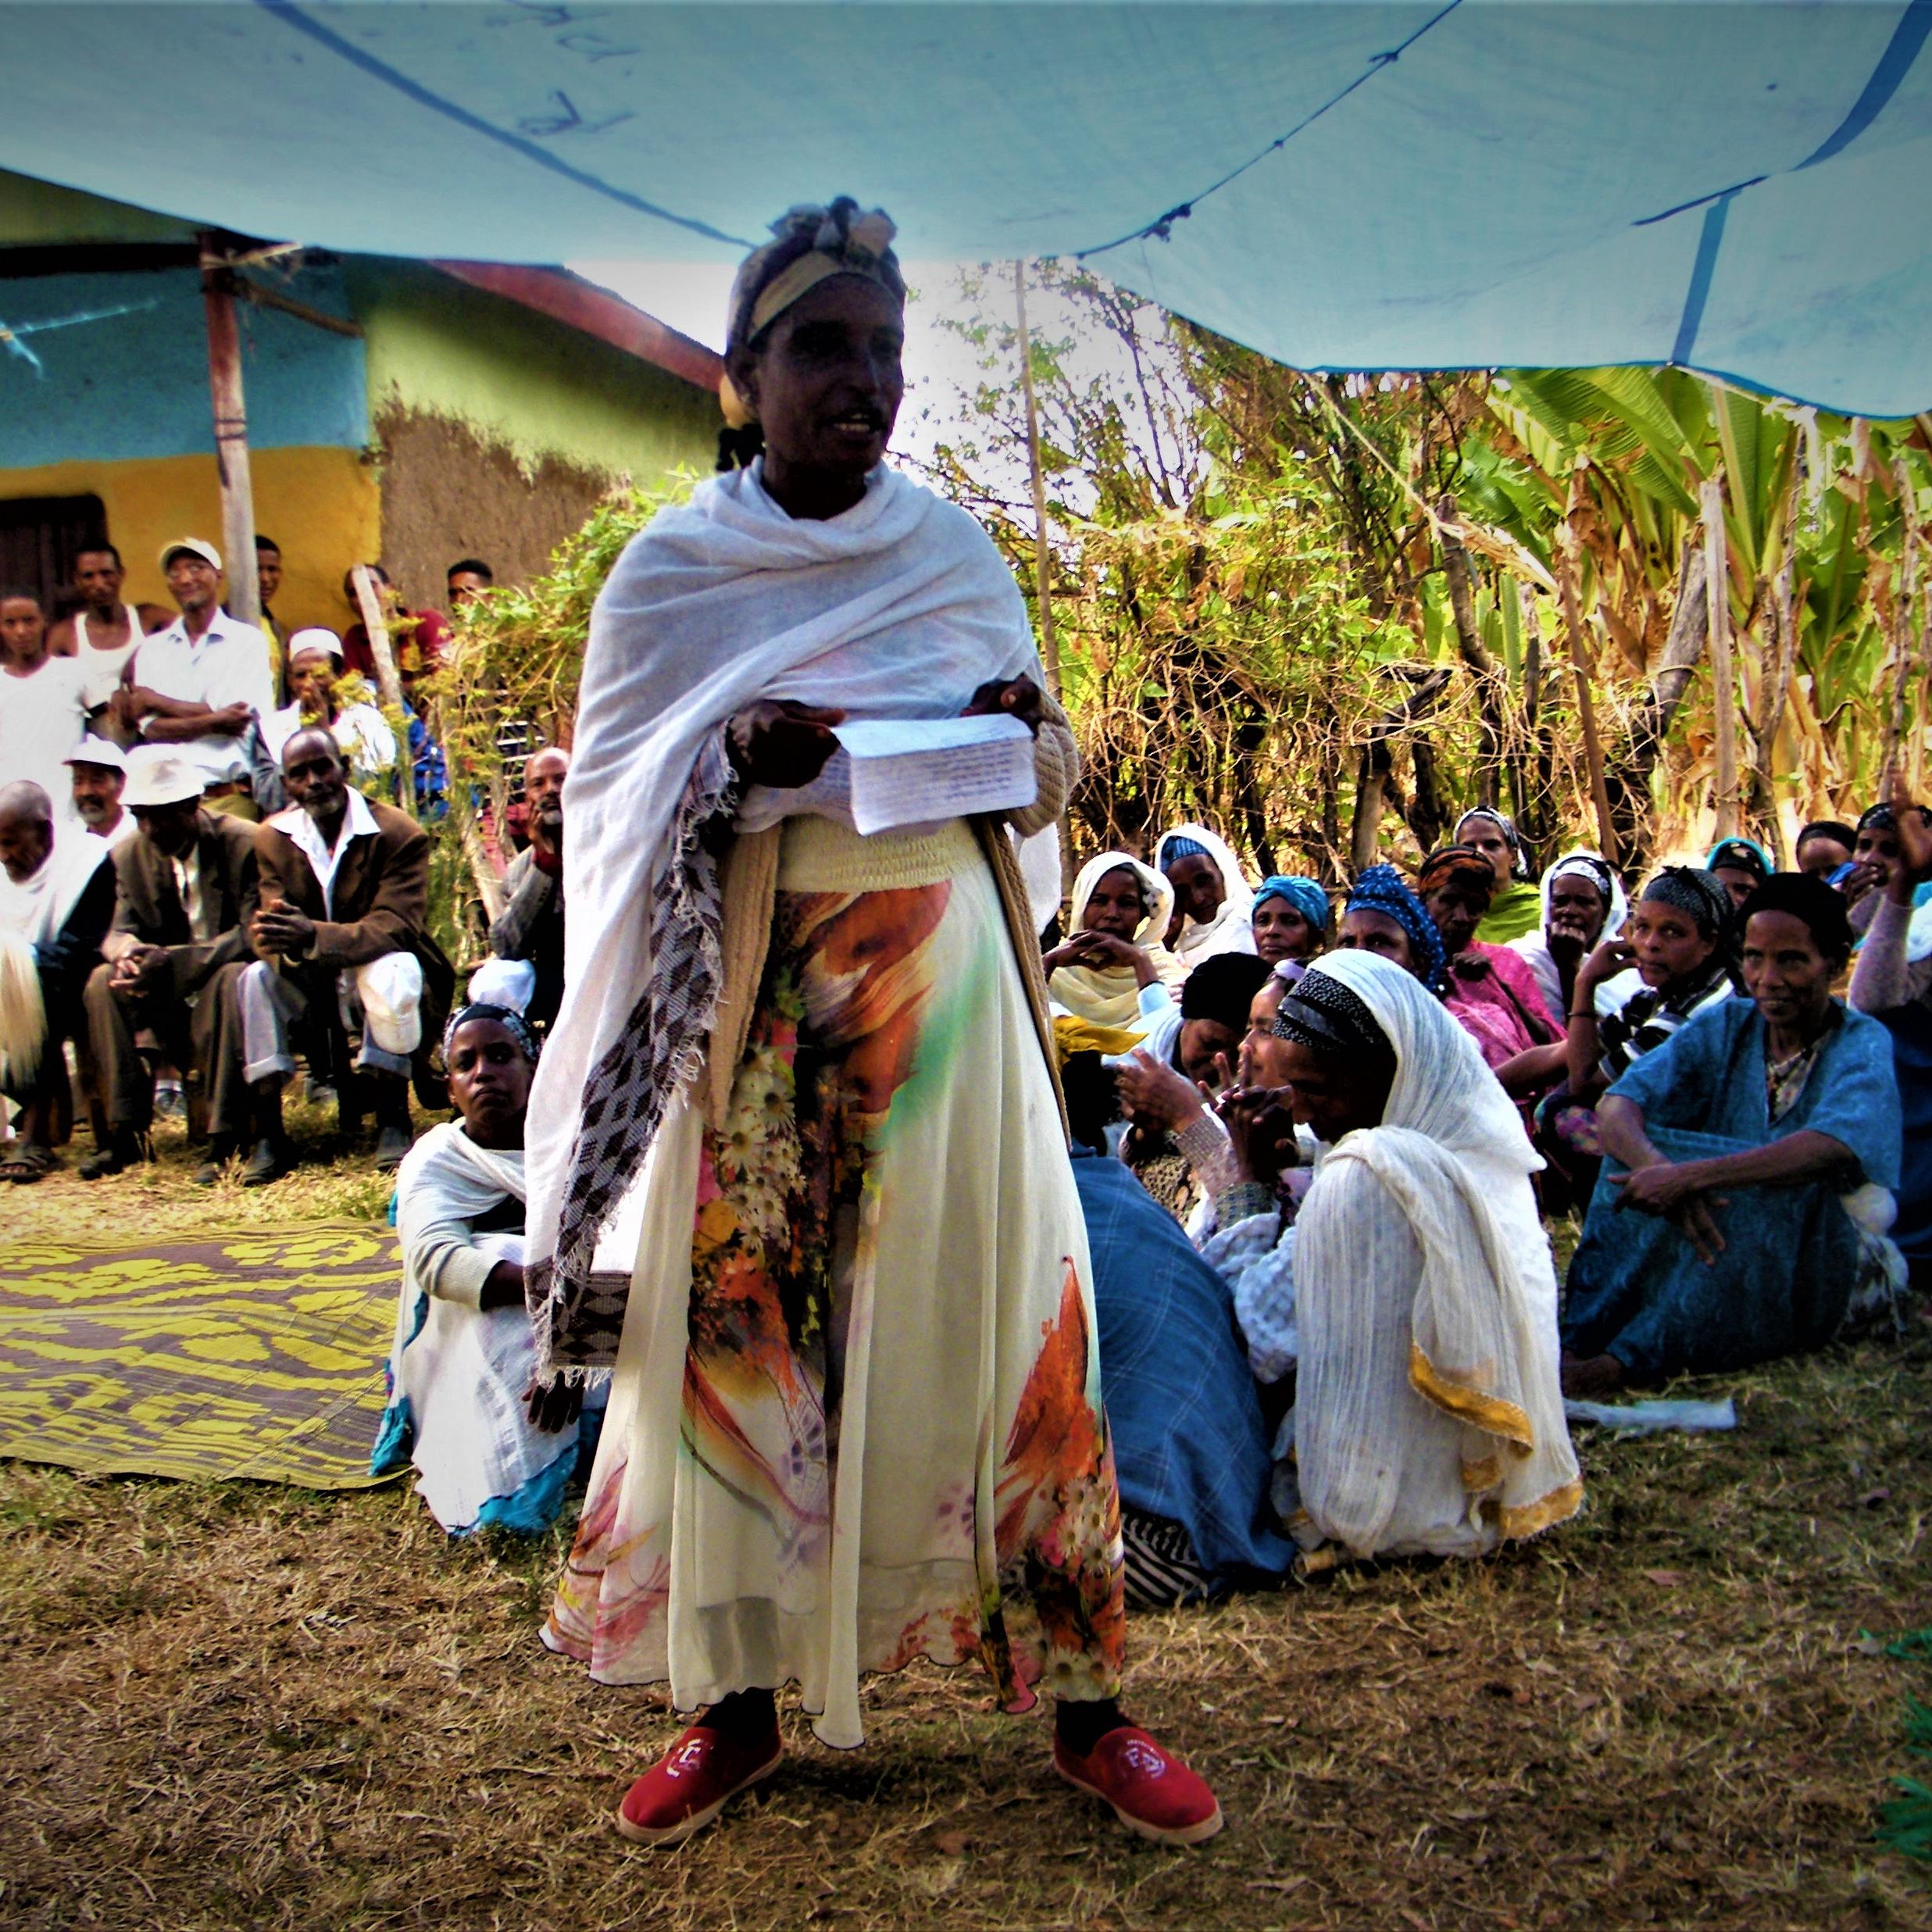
[3,1119,1930,1930]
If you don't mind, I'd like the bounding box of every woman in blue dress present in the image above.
[1561,873,1904,1396]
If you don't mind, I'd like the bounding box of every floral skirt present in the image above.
[543,816,1124,1747]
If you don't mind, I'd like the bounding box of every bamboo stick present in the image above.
[349,563,416,820]
[1886,454,1920,794]
[198,236,260,629]
[1555,488,1620,864]
[1012,261,1059,701]
[1701,473,1740,840]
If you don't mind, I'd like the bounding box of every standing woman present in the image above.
[524,202,1219,1848]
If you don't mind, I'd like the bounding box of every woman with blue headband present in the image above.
[529,199,1219,1852]
[1249,875,1330,975]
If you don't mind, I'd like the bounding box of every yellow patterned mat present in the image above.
[0,1223,403,1488]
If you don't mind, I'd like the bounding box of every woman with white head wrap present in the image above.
[1045,852,1185,1030]
[1512,850,1628,1028]
[1260,949,1580,1560]
[1155,823,1256,967]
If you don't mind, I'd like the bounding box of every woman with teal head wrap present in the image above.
[1251,876,1330,968]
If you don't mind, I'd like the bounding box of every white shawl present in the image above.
[523,461,1048,1362]
[0,826,108,948]
[1289,949,1580,1557]
[1155,823,1256,966]
[1048,850,1185,1028]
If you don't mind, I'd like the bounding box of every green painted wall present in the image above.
[345,258,716,484]
[0,167,197,246]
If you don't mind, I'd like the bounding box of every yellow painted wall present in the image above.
[0,446,381,634]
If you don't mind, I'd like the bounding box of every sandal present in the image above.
[1,1143,60,1184]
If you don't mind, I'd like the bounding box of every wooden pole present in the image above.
[1885,454,1920,794]
[198,235,260,628]
[1012,261,1059,699]
[349,563,416,820]
[1701,473,1740,839]
[1555,502,1620,865]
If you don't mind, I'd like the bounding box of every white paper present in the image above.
[828,713,1037,837]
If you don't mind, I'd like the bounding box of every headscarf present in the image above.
[1177,951,1273,1029]
[1705,836,1773,887]
[1049,852,1185,1028]
[1640,866,1734,943]
[443,1000,541,1066]
[1155,822,1257,966]
[1797,820,1857,856]
[1737,872,1854,959]
[1540,850,1628,940]
[1343,863,1448,994]
[1416,844,1499,901]
[1283,950,1580,1551]
[718,198,906,452]
[1455,807,1529,879]
[1254,875,1330,937]
[1273,969,1396,1074]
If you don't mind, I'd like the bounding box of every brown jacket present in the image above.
[253,797,455,1005]
[105,810,259,1002]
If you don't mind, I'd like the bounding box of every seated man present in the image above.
[232,728,454,1176]
[66,737,137,851]
[1258,952,1580,1561]
[1043,850,1184,1032]
[80,748,260,1180]
[373,1001,602,1534]
[477,745,569,1030]
[1057,1048,1290,1606]
[265,627,398,785]
[1562,874,1905,1395]
[0,781,116,1180]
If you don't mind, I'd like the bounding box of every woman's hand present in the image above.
[962,675,1044,737]
[727,700,846,789]
[1576,937,1634,995]
[1612,1160,1729,1264]
[1115,1048,1206,1134]
[1216,1084,1298,1188]
[525,1373,585,1434]
[479,1259,525,1311]
[1043,930,1158,988]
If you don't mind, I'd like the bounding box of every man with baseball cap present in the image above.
[111,540,275,802]
[65,737,135,851]
[78,746,262,1180]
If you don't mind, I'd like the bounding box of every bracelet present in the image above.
[1568,1008,1596,1020]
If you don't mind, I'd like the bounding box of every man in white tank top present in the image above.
[47,545,170,723]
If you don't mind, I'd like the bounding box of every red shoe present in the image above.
[613,1720,784,1847]
[1053,1725,1224,1845]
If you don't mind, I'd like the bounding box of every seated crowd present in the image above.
[0,537,552,1195]
[1037,799,1922,1606]
[6,546,1920,1574]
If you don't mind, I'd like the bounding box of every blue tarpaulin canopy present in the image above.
[3,1,1928,413]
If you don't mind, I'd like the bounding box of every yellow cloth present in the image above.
[1052,1015,1145,1065]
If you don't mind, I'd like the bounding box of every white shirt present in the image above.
[170,848,205,935]
[0,655,90,824]
[73,607,148,712]
[265,700,398,779]
[87,809,140,853]
[130,609,277,788]
[269,784,380,919]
